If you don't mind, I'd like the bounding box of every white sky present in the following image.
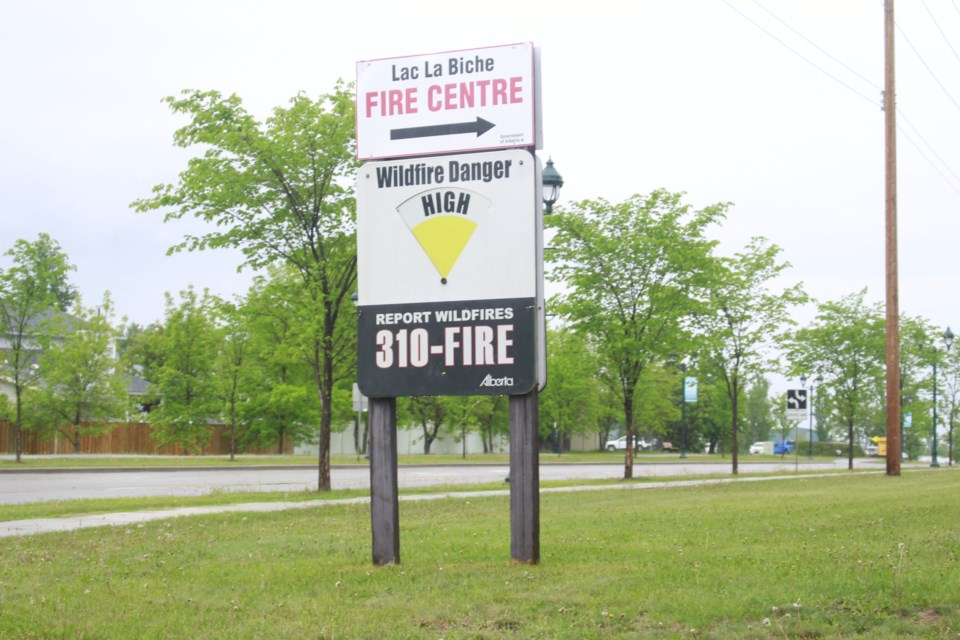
[2,0,959,341]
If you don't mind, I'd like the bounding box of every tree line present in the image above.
[2,84,958,484]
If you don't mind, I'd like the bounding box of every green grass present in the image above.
[1,470,958,638]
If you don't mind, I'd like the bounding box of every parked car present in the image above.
[605,435,652,451]
[748,442,765,454]
[774,441,794,455]
[865,444,879,457]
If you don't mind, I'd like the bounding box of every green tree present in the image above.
[911,324,956,464]
[213,298,251,461]
[472,395,508,454]
[547,190,726,478]
[451,397,484,459]
[782,290,886,469]
[690,369,731,454]
[240,382,319,453]
[403,396,455,454]
[939,344,960,464]
[0,393,11,422]
[539,327,601,452]
[0,234,75,462]
[133,86,357,490]
[743,378,775,446]
[240,266,347,454]
[895,315,936,461]
[633,364,677,444]
[28,295,129,452]
[698,237,806,473]
[148,288,222,453]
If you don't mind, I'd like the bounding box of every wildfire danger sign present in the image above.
[356,43,538,160]
[356,149,542,397]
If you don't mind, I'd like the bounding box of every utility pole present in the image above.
[884,0,901,476]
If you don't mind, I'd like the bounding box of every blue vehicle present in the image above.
[774,441,794,455]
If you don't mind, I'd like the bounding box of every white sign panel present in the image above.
[357,149,538,305]
[356,148,543,397]
[356,43,537,160]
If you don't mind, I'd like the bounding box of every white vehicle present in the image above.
[748,442,766,454]
[605,435,652,452]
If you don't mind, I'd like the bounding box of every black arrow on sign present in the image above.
[390,117,495,141]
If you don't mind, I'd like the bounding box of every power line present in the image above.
[719,0,879,107]
[895,21,960,114]
[897,122,960,197]
[898,108,960,189]
[921,0,960,67]
[722,0,960,197]
[751,0,883,91]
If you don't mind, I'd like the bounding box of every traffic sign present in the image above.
[786,389,808,421]
[356,43,539,160]
[356,148,543,397]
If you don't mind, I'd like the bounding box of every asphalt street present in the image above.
[0,458,884,505]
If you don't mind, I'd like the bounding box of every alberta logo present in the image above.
[479,374,514,387]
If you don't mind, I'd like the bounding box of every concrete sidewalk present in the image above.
[0,471,877,538]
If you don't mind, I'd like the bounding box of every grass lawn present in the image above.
[2,470,956,638]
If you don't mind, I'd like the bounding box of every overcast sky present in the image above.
[2,0,959,348]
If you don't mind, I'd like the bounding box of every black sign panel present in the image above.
[358,297,536,397]
[787,389,808,410]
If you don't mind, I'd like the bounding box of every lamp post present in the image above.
[541,158,563,213]
[930,326,954,468]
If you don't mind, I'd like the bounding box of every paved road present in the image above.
[0,458,885,505]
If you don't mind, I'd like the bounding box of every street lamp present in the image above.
[930,326,954,468]
[541,158,563,214]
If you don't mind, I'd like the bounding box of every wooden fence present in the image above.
[0,421,292,456]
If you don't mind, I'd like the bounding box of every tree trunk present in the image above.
[731,381,740,475]
[14,391,22,463]
[354,414,360,454]
[318,396,332,490]
[316,340,334,491]
[847,424,854,470]
[423,427,432,454]
[229,403,237,462]
[623,395,635,480]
